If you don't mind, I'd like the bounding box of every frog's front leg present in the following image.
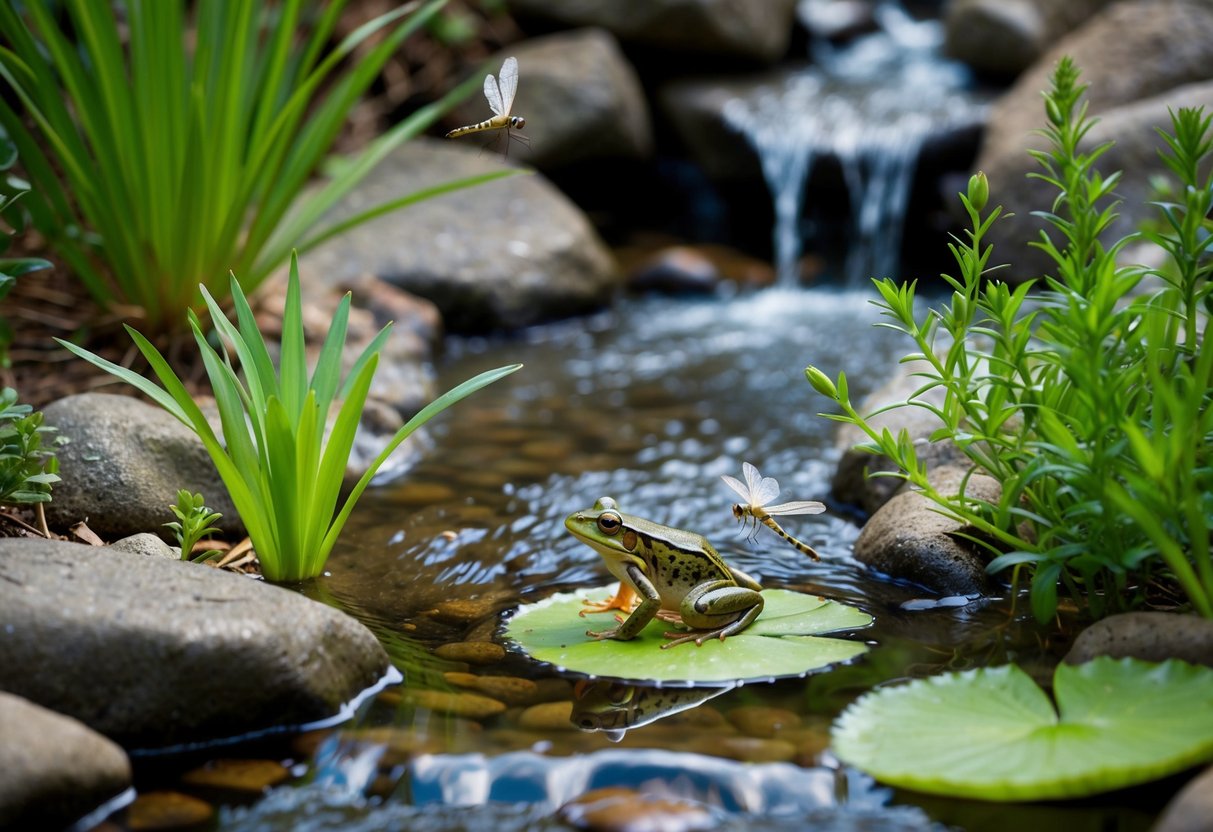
[579,581,638,617]
[662,580,763,649]
[586,564,661,642]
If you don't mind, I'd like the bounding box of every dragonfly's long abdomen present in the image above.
[445,114,511,138]
[759,515,821,561]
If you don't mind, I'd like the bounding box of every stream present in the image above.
[209,289,1163,831]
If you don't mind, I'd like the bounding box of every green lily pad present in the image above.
[504,585,872,685]
[832,657,1213,801]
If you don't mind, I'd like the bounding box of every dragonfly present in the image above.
[445,56,528,154]
[721,462,826,560]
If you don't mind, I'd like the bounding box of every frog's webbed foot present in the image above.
[585,626,625,641]
[579,583,638,617]
[654,610,685,626]
[660,626,731,648]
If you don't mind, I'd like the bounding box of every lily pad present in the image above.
[504,585,872,685]
[831,657,1213,801]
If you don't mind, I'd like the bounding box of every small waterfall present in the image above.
[723,0,985,286]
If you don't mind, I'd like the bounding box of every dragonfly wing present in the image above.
[720,474,751,502]
[484,70,504,116]
[765,501,827,515]
[497,56,519,115]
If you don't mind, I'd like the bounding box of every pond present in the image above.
[156,288,1169,831]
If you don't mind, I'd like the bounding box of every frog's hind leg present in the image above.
[661,603,762,648]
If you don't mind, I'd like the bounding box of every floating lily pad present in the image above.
[504,585,872,685]
[832,657,1213,801]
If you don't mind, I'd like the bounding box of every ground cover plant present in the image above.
[59,254,520,581]
[0,386,59,510]
[164,489,223,562]
[807,58,1213,622]
[0,0,511,331]
[0,134,50,367]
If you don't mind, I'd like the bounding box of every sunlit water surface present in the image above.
[213,289,1162,831]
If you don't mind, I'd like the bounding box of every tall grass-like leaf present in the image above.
[0,0,521,331]
[55,253,521,581]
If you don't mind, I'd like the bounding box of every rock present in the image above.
[1064,613,1213,668]
[831,359,966,514]
[443,672,541,706]
[108,532,179,560]
[381,688,507,719]
[1154,765,1213,832]
[658,74,769,182]
[557,787,716,832]
[432,640,506,665]
[125,791,213,832]
[518,700,576,731]
[179,758,290,793]
[626,246,720,294]
[508,0,798,63]
[450,31,651,171]
[0,538,389,749]
[0,692,132,830]
[944,0,1115,78]
[726,705,801,738]
[43,393,246,541]
[853,465,999,595]
[974,0,1213,283]
[299,138,618,333]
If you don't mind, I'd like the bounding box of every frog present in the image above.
[564,497,764,649]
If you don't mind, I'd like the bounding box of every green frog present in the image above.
[564,497,764,649]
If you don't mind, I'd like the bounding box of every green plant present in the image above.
[57,252,521,581]
[806,58,1213,621]
[0,0,515,331]
[0,386,60,506]
[165,489,223,562]
[0,133,51,367]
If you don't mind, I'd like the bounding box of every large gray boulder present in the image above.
[0,692,131,829]
[944,0,1116,78]
[449,30,652,171]
[0,539,390,749]
[974,0,1213,283]
[506,0,799,64]
[43,393,246,541]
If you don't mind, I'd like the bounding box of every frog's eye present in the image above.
[597,511,623,535]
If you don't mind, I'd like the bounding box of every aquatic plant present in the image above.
[807,58,1213,621]
[0,386,60,507]
[832,657,1213,800]
[507,586,871,684]
[0,135,51,367]
[164,490,223,562]
[0,0,513,332]
[58,253,521,581]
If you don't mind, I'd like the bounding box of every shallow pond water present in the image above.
[124,289,1173,831]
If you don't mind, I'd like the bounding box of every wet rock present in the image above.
[831,360,966,514]
[975,0,1213,283]
[444,672,541,706]
[43,393,246,541]
[1154,765,1213,832]
[944,0,1115,78]
[394,481,458,506]
[0,692,132,830]
[726,705,801,738]
[109,532,179,560]
[433,640,507,665]
[557,786,716,832]
[518,700,576,731]
[691,735,796,763]
[626,246,721,294]
[509,0,798,63]
[1064,613,1213,668]
[426,597,506,626]
[382,688,507,719]
[126,791,213,832]
[450,31,651,171]
[0,538,389,749]
[179,759,290,793]
[299,138,618,333]
[659,74,768,182]
[853,465,999,596]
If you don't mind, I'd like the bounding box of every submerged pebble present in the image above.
[557,786,716,832]
[381,688,506,720]
[434,640,507,664]
[725,705,801,738]
[443,671,541,705]
[126,791,214,832]
[179,759,289,793]
[517,700,576,731]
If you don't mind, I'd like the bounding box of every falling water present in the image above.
[723,0,987,286]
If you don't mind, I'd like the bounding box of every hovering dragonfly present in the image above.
[721,462,825,560]
[445,56,528,154]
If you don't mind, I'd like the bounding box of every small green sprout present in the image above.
[164,490,223,562]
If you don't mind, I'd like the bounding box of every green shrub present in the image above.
[0,0,512,331]
[59,253,521,581]
[806,58,1213,621]
[0,386,60,506]
[0,133,51,367]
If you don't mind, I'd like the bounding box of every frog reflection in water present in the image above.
[564,497,764,648]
